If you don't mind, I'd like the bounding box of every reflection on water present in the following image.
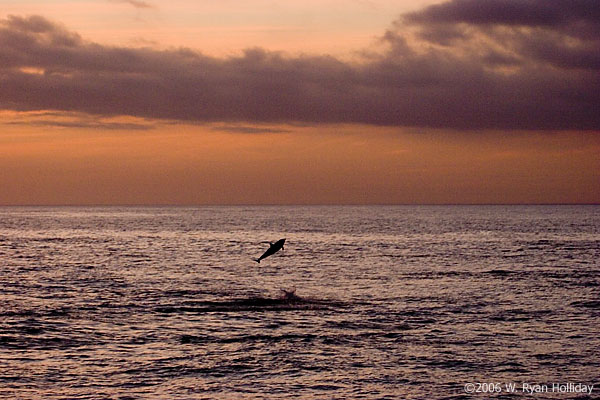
[0,206,599,399]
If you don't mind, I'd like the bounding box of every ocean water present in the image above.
[0,205,598,399]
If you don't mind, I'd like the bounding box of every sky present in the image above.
[1,0,599,205]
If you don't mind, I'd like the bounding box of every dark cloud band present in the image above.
[1,2,599,131]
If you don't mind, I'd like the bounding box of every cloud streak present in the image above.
[1,110,155,130]
[110,0,154,9]
[0,1,599,131]
[5,118,154,130]
[210,125,291,134]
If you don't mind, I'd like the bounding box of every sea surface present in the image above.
[1,205,599,399]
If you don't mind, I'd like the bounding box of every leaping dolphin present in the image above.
[254,238,285,263]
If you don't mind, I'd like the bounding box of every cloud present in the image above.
[6,119,153,130]
[404,0,599,27]
[401,0,600,70]
[210,125,291,134]
[0,5,599,131]
[1,110,155,130]
[110,0,154,9]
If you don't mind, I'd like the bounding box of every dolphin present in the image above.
[254,238,285,263]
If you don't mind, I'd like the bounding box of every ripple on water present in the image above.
[0,205,598,399]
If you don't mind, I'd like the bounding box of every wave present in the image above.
[155,294,343,314]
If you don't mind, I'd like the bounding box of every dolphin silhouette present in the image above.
[254,238,285,263]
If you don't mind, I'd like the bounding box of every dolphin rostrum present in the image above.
[254,238,285,263]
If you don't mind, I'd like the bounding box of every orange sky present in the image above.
[2,119,598,205]
[1,0,599,205]
[0,0,436,56]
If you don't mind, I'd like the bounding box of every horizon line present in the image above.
[1,203,598,207]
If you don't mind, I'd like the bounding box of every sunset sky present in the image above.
[1,0,599,205]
